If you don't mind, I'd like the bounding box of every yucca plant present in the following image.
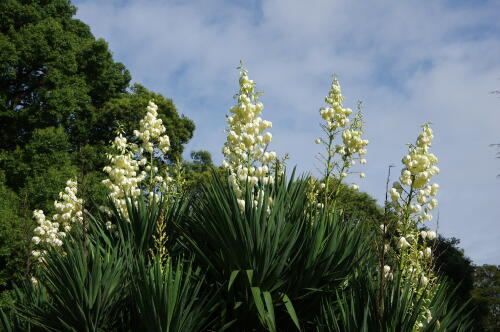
[133,256,218,332]
[89,194,188,257]
[11,234,131,332]
[175,170,370,330]
[316,268,474,331]
[0,193,210,331]
[0,278,50,332]
[1,173,476,332]
[175,171,302,330]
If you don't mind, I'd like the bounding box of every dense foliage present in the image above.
[0,172,475,331]
[0,0,195,295]
[0,0,497,331]
[471,265,500,331]
[0,65,485,331]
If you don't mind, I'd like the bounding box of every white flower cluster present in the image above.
[340,129,369,159]
[222,65,277,211]
[316,77,368,197]
[102,133,146,218]
[32,210,64,250]
[133,101,170,154]
[384,124,440,330]
[31,179,83,259]
[390,124,439,222]
[398,125,439,189]
[52,179,83,232]
[102,101,172,219]
[319,79,352,129]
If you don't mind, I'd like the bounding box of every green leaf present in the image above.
[228,270,240,291]
[282,294,301,331]
[251,287,265,317]
[246,269,254,285]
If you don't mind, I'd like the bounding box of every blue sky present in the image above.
[74,0,500,264]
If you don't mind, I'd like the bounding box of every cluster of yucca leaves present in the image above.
[0,170,472,331]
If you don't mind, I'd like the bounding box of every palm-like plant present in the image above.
[133,256,218,332]
[175,170,370,330]
[316,269,474,331]
[1,171,475,331]
[0,278,49,331]
[10,235,131,332]
[1,194,215,332]
[89,194,188,257]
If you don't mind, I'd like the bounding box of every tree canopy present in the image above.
[471,265,500,331]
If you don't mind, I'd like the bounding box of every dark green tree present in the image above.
[334,184,385,225]
[0,172,25,294]
[432,236,475,302]
[188,150,213,170]
[0,127,76,305]
[471,265,500,331]
[0,0,130,149]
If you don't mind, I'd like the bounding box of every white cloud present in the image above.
[75,0,500,264]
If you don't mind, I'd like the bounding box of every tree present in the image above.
[3,126,77,206]
[0,172,25,294]
[0,0,130,149]
[471,265,500,331]
[334,183,385,225]
[432,236,475,301]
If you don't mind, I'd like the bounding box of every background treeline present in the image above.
[0,0,498,330]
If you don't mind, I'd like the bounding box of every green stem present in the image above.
[332,157,349,212]
[324,132,334,205]
[150,151,154,194]
[399,179,415,272]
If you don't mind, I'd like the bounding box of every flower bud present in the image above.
[237,199,245,212]
[398,237,410,248]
